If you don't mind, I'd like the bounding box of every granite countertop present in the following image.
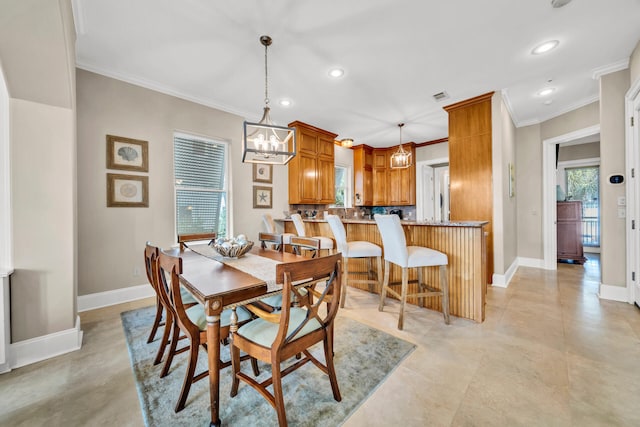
[276,218,488,227]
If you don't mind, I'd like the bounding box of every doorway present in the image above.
[416,158,449,222]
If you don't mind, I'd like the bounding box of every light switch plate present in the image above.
[618,208,626,218]
[617,196,626,206]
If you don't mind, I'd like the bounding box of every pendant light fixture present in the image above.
[390,123,412,169]
[242,35,296,164]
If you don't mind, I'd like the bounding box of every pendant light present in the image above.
[242,35,296,164]
[390,123,412,169]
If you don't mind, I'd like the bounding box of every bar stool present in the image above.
[374,214,450,330]
[326,214,382,308]
[262,214,294,251]
[290,213,334,255]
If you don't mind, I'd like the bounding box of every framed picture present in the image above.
[253,186,272,209]
[107,173,149,207]
[106,135,149,172]
[253,163,273,183]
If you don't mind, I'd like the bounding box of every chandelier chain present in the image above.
[264,41,269,106]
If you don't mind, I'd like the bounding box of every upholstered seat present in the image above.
[326,214,382,308]
[262,214,294,247]
[290,213,334,253]
[374,214,450,330]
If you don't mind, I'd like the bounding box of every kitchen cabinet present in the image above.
[353,145,373,206]
[557,201,586,264]
[368,145,415,206]
[372,150,388,206]
[288,121,337,204]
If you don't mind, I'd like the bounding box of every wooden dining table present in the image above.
[175,245,308,427]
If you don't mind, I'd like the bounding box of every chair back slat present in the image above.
[289,236,320,257]
[157,250,199,336]
[178,232,217,250]
[259,232,283,250]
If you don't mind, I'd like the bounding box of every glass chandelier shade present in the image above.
[390,123,412,169]
[242,35,296,165]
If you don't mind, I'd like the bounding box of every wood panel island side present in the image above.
[276,218,488,322]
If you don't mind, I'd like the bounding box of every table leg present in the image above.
[205,300,221,427]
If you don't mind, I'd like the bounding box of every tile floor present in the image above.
[1,254,640,426]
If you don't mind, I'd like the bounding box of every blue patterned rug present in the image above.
[121,306,415,426]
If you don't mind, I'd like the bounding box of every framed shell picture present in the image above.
[252,163,273,183]
[106,135,149,172]
[107,173,149,207]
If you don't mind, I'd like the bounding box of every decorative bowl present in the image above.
[212,240,254,258]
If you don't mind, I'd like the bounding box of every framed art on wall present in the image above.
[253,186,272,208]
[106,135,149,172]
[252,163,273,183]
[107,173,149,207]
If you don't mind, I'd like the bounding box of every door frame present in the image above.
[416,157,448,222]
[625,77,640,304]
[542,125,600,270]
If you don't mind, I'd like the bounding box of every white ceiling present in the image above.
[73,0,640,148]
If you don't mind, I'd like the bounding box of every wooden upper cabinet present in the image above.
[287,121,337,204]
[371,145,416,206]
[353,145,373,206]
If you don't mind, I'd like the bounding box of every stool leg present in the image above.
[417,267,424,308]
[379,260,390,311]
[398,267,409,330]
[366,257,374,293]
[376,256,383,294]
[340,257,349,308]
[440,265,450,324]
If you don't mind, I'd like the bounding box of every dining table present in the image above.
[175,244,310,427]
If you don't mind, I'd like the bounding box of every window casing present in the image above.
[334,165,352,208]
[174,132,229,239]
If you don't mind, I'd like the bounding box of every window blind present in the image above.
[174,134,228,237]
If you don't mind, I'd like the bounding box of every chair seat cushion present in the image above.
[282,233,295,244]
[346,241,382,258]
[406,246,448,268]
[259,287,308,310]
[315,236,334,250]
[237,307,322,347]
[185,304,252,331]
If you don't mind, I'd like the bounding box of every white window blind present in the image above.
[174,133,229,238]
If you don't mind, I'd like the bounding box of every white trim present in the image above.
[492,258,518,288]
[77,283,153,312]
[4,316,83,372]
[517,257,546,269]
[542,125,601,271]
[625,76,640,305]
[513,96,600,128]
[598,283,629,302]
[592,58,630,80]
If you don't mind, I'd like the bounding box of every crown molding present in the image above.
[512,94,600,128]
[500,88,520,126]
[76,61,252,118]
[592,58,630,80]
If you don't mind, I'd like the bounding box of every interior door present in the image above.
[422,165,435,221]
[434,166,450,221]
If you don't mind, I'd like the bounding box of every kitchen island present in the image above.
[276,217,488,322]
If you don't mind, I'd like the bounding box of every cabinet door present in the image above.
[318,157,335,203]
[298,129,318,156]
[557,221,581,257]
[317,135,335,159]
[363,167,373,205]
[298,153,318,203]
[372,167,387,205]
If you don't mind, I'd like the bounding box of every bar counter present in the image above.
[276,218,488,322]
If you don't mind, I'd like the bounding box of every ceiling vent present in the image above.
[432,91,449,102]
[551,0,572,8]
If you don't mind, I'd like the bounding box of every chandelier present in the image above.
[242,35,296,165]
[390,123,412,169]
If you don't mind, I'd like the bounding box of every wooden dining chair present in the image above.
[144,243,165,344]
[230,253,343,427]
[178,232,217,250]
[289,236,321,258]
[259,232,284,251]
[156,249,258,412]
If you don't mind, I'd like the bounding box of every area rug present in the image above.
[121,306,415,426]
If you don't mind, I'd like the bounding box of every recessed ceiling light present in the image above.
[538,87,556,97]
[328,68,344,78]
[531,40,559,55]
[279,99,292,107]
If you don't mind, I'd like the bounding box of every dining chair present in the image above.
[326,214,383,308]
[262,213,294,250]
[156,249,258,412]
[290,213,334,255]
[289,235,322,258]
[374,214,450,330]
[178,232,217,250]
[230,253,343,427]
[144,243,165,344]
[259,232,284,251]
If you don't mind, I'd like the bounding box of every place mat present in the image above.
[187,243,282,291]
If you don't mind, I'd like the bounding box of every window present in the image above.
[174,132,229,238]
[565,165,600,247]
[334,165,351,207]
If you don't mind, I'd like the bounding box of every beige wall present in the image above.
[492,92,518,275]
[558,141,600,162]
[599,69,629,288]
[630,40,640,84]
[416,142,449,162]
[77,69,289,295]
[515,124,543,260]
[2,0,77,341]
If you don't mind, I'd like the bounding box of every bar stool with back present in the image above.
[326,214,383,308]
[290,213,334,255]
[374,214,450,330]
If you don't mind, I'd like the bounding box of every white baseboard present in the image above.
[78,283,154,312]
[7,315,83,371]
[598,283,630,303]
[517,257,546,269]
[492,258,519,288]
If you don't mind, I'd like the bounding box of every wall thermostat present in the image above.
[608,174,624,184]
